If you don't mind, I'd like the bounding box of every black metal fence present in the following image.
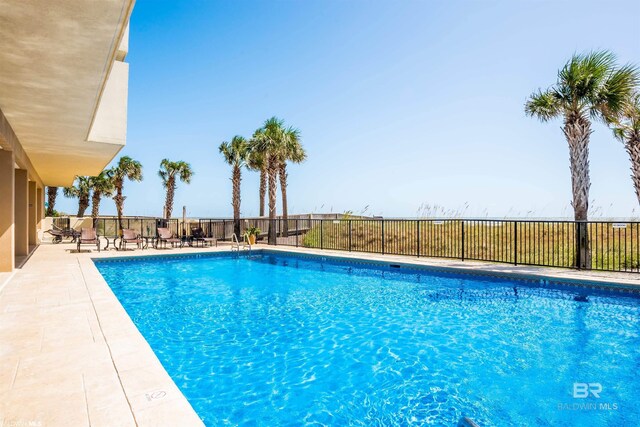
[198,216,319,242]
[82,216,183,238]
[52,216,208,239]
[199,217,637,273]
[53,215,640,273]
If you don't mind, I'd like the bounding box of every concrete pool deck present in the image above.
[1,242,639,426]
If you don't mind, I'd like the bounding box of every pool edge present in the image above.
[92,245,640,294]
[78,255,205,426]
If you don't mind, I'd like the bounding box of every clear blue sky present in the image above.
[57,0,640,218]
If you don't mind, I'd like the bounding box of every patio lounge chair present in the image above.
[46,227,65,244]
[77,228,100,252]
[190,227,217,247]
[121,229,143,250]
[46,224,80,243]
[156,227,182,249]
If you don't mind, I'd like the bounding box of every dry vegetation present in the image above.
[301,219,640,272]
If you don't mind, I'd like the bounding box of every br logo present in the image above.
[573,382,602,398]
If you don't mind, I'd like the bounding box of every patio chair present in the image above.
[190,227,217,247]
[77,228,100,252]
[156,227,182,249]
[121,229,143,250]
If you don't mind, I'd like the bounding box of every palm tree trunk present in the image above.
[564,115,592,268]
[91,191,102,220]
[78,194,89,218]
[46,186,58,216]
[279,162,289,237]
[625,136,640,206]
[259,166,267,217]
[164,177,176,219]
[232,165,242,238]
[267,158,278,245]
[114,181,125,232]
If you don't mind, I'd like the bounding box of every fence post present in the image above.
[381,219,385,255]
[576,221,582,270]
[296,219,299,247]
[320,220,324,250]
[513,221,518,265]
[223,220,226,240]
[349,220,352,252]
[461,220,465,261]
[417,220,420,258]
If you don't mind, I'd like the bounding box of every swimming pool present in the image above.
[95,251,640,426]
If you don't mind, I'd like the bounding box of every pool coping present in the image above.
[78,255,206,426]
[0,243,206,427]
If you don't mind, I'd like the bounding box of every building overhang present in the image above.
[0,0,135,186]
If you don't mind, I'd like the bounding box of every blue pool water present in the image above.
[95,251,640,426]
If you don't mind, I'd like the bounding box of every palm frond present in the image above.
[527,50,638,126]
[63,186,79,198]
[594,63,640,122]
[229,136,249,166]
[177,161,193,183]
[525,89,561,121]
[112,156,143,182]
[88,170,115,196]
[219,141,233,164]
[63,176,91,198]
[158,159,193,184]
[612,126,627,142]
[560,50,616,101]
[609,92,640,142]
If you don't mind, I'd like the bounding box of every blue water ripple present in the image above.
[95,253,640,426]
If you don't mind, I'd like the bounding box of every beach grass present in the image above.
[301,219,639,271]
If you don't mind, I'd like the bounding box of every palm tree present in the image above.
[219,136,250,238]
[247,135,268,217]
[109,156,143,231]
[278,126,306,236]
[63,176,92,217]
[252,117,288,244]
[158,159,193,219]
[525,50,638,268]
[610,93,640,205]
[89,171,114,221]
[46,186,58,216]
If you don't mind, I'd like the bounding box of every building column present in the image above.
[37,186,43,222]
[0,150,15,272]
[28,181,36,247]
[37,187,45,244]
[14,169,28,257]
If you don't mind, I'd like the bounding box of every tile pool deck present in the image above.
[1,243,639,426]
